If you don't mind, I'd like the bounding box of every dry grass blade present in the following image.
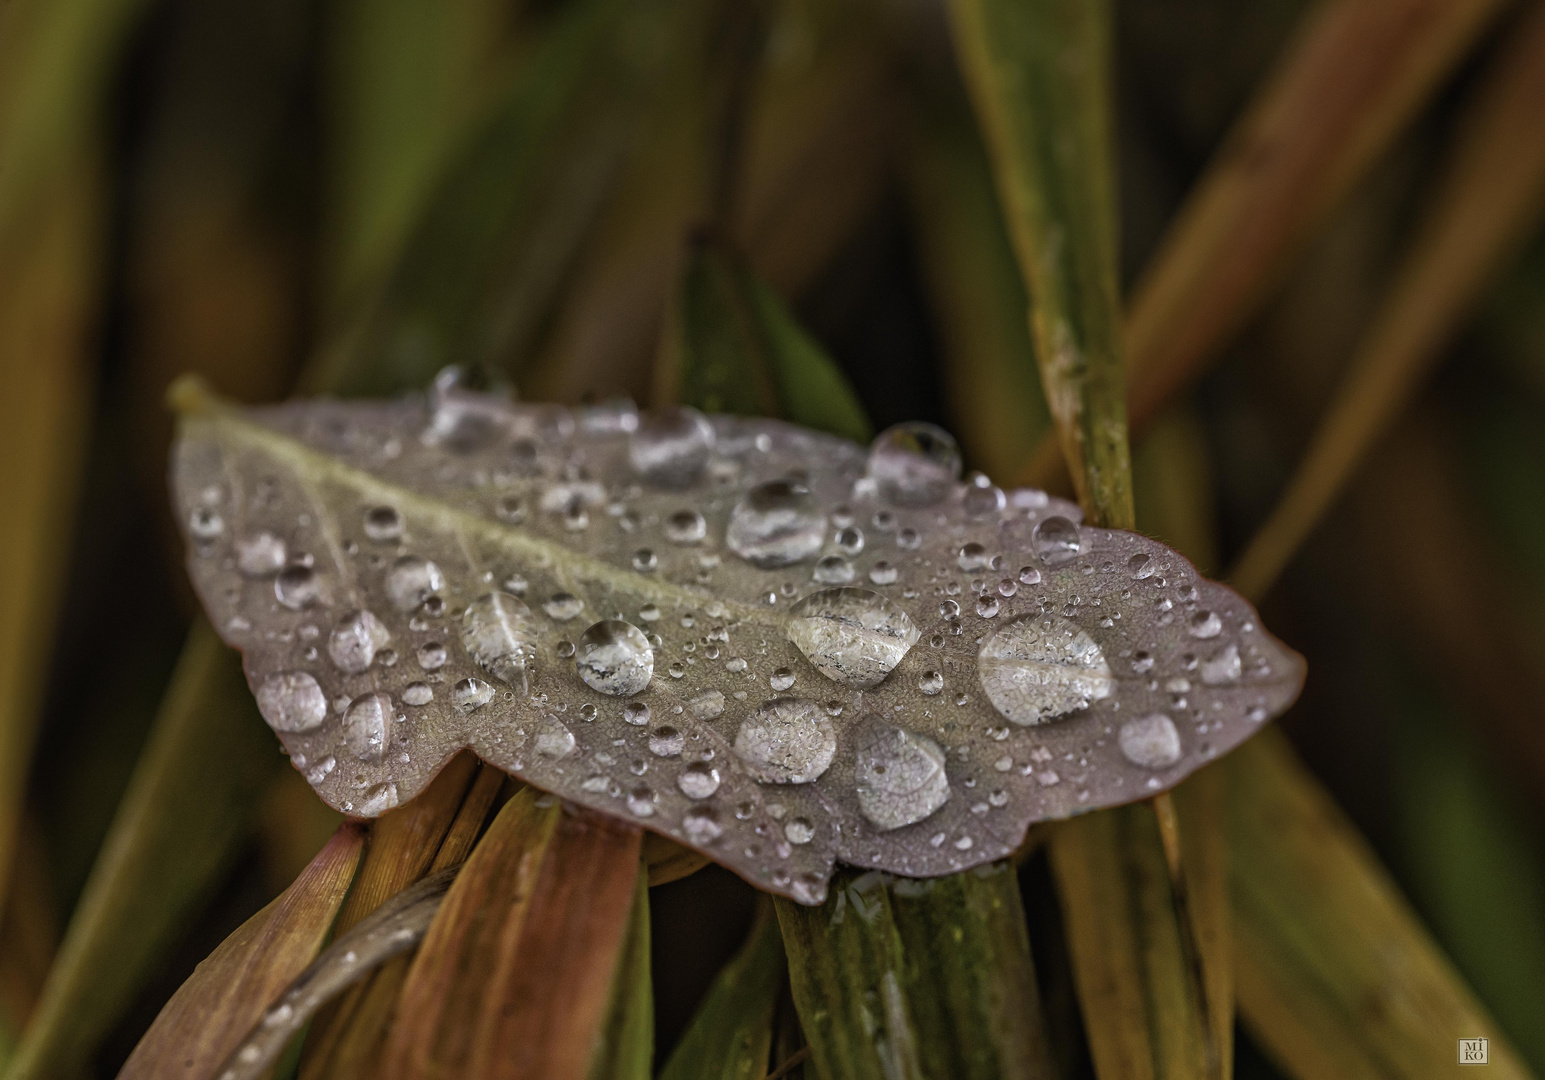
[0,820,56,1047]
[3,622,282,1080]
[383,789,643,1079]
[116,822,364,1079]
[586,859,654,1080]
[1016,0,1508,488]
[1230,0,1545,602]
[1229,730,1534,1079]
[659,901,784,1080]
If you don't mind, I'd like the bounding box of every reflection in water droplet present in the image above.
[256,672,327,732]
[1128,553,1154,579]
[770,668,796,691]
[461,592,539,693]
[678,762,721,799]
[868,422,962,506]
[734,698,835,784]
[648,726,684,757]
[403,682,433,706]
[329,610,390,673]
[535,715,576,758]
[1119,713,1182,768]
[453,677,494,711]
[236,533,287,577]
[384,556,443,611]
[726,480,826,568]
[543,593,585,621]
[918,670,943,695]
[363,506,404,542]
[576,620,654,695]
[343,692,391,760]
[786,587,919,689]
[1188,610,1223,639]
[275,565,321,610]
[1018,566,1041,585]
[629,407,714,486]
[976,596,1000,618]
[856,726,950,830]
[977,613,1114,725]
[1200,643,1241,685]
[1031,517,1081,564]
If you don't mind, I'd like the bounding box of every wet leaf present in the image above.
[659,902,784,1080]
[117,822,365,1079]
[169,376,1301,904]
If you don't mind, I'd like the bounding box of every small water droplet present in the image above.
[622,701,652,726]
[868,422,962,506]
[1128,552,1154,579]
[417,642,447,670]
[626,787,657,817]
[684,804,722,840]
[812,554,855,584]
[1120,713,1182,768]
[726,480,826,567]
[665,509,707,544]
[403,682,433,706]
[236,532,287,577]
[648,726,684,757]
[256,672,327,732]
[688,690,726,720]
[358,781,399,815]
[786,587,919,690]
[734,698,835,784]
[629,407,715,485]
[1018,566,1041,585]
[576,620,653,695]
[543,593,585,621]
[329,610,390,673]
[1031,517,1081,564]
[384,556,444,611]
[678,761,721,800]
[1200,643,1241,684]
[835,527,864,555]
[453,677,494,711]
[189,507,224,539]
[770,667,796,691]
[535,714,576,758]
[963,478,1006,517]
[461,592,539,693]
[918,670,944,695]
[1188,610,1223,639]
[363,506,404,542]
[976,595,1000,618]
[785,818,815,845]
[275,565,321,610]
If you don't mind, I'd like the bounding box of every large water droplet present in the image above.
[535,714,576,758]
[385,555,444,611]
[733,698,835,784]
[855,726,950,830]
[786,587,920,689]
[1119,714,1182,768]
[460,592,539,693]
[343,692,391,760]
[576,619,654,696]
[976,613,1114,725]
[255,672,327,732]
[329,610,390,673]
[275,565,321,610]
[1031,517,1081,564]
[726,480,826,568]
[236,533,287,577]
[628,407,714,486]
[867,422,961,506]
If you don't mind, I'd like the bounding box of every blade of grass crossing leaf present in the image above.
[948,0,1131,527]
[1229,0,1545,602]
[1229,730,1534,1079]
[3,621,283,1080]
[747,276,871,444]
[659,901,784,1080]
[117,823,364,1078]
[588,859,654,1080]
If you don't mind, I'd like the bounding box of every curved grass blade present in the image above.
[948,0,1130,527]
[117,822,365,1079]
[1015,0,1509,489]
[3,622,283,1080]
[659,901,784,1080]
[1229,730,1535,1080]
[1229,0,1545,602]
[382,789,643,1079]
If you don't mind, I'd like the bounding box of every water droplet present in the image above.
[189,507,224,539]
[1128,552,1154,579]
[543,593,585,621]
[535,714,576,758]
[343,692,391,760]
[453,677,494,711]
[627,787,657,816]
[785,818,815,845]
[1200,643,1241,685]
[665,509,707,544]
[726,480,826,567]
[939,599,960,619]
[629,407,715,485]
[868,422,962,506]
[1119,713,1182,768]
[1188,610,1223,639]
[384,556,444,611]
[1018,566,1041,585]
[918,670,943,695]
[677,761,721,800]
[632,548,658,572]
[275,565,321,610]
[461,592,539,692]
[770,667,796,691]
[648,726,684,757]
[363,506,404,542]
[495,495,525,523]
[734,698,836,784]
[688,690,726,720]
[403,682,433,706]
[236,533,287,577]
[1031,517,1081,564]
[305,756,336,783]
[963,478,1006,518]
[786,587,920,689]
[417,642,447,670]
[897,528,921,550]
[256,672,327,732]
[856,726,950,830]
[359,782,399,815]
[997,579,1018,598]
[977,613,1114,725]
[976,596,1000,618]
[623,701,652,726]
[813,554,855,584]
[869,561,898,585]
[835,527,864,555]
[329,610,390,673]
[958,543,989,571]
[576,619,654,696]
[684,804,722,840]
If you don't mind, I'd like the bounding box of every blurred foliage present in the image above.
[1,0,1545,1076]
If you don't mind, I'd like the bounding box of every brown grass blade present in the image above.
[1230,0,1545,601]
[0,818,57,1043]
[383,790,643,1079]
[1230,730,1535,1079]
[116,822,364,1079]
[1016,0,1508,489]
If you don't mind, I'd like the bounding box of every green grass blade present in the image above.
[659,902,784,1080]
[747,276,871,444]
[588,860,655,1080]
[3,621,285,1080]
[948,0,1130,527]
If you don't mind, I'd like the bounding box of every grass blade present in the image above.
[948,0,1130,526]
[1229,729,1535,1079]
[3,621,283,1080]
[1230,0,1545,601]
[116,822,365,1079]
[659,901,784,1080]
[588,859,654,1080]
